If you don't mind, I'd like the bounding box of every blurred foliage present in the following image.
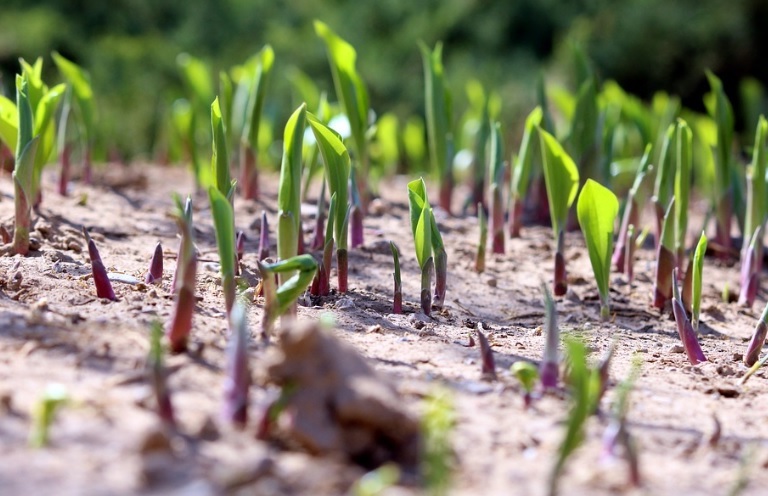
[1,0,767,159]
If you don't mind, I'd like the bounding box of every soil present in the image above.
[2,164,768,496]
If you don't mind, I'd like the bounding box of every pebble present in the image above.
[408,313,427,329]
[732,352,743,362]
[335,297,356,310]
[668,344,685,354]
[485,277,497,288]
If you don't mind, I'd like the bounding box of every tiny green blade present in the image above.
[51,51,94,137]
[0,94,18,152]
[414,205,433,269]
[510,106,543,199]
[208,186,236,286]
[419,41,452,179]
[692,231,708,324]
[211,97,231,195]
[243,45,275,149]
[674,119,692,254]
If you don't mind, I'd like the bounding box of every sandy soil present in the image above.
[1,164,768,496]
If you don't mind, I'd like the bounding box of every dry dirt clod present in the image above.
[668,344,685,354]
[263,322,420,469]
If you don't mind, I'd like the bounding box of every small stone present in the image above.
[485,277,497,288]
[0,390,12,413]
[29,238,42,251]
[408,313,428,329]
[732,352,743,362]
[668,344,685,354]
[67,240,83,253]
[138,428,173,455]
[368,198,388,216]
[716,385,740,398]
[366,324,383,334]
[335,297,355,310]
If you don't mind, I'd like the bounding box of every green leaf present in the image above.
[419,41,452,181]
[32,84,66,197]
[577,179,619,314]
[0,94,18,152]
[674,119,692,254]
[211,97,231,195]
[692,231,707,329]
[745,116,768,241]
[538,127,580,236]
[52,52,94,140]
[308,113,350,250]
[314,20,369,163]
[390,241,401,284]
[653,124,677,208]
[277,104,307,263]
[176,53,213,107]
[208,186,236,311]
[567,78,599,163]
[510,106,543,200]
[489,121,504,185]
[258,254,318,333]
[243,45,275,150]
[15,75,34,161]
[414,205,433,270]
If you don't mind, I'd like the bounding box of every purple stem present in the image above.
[258,211,269,261]
[145,242,163,285]
[671,268,707,365]
[83,228,116,301]
[477,327,497,381]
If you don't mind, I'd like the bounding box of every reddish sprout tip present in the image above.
[258,211,269,261]
[145,242,163,285]
[350,204,364,248]
[223,304,250,428]
[671,268,707,365]
[554,251,567,296]
[82,228,117,301]
[0,225,10,244]
[477,326,497,381]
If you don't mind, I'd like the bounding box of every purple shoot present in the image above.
[540,283,559,391]
[58,143,71,196]
[167,196,197,354]
[671,268,707,365]
[311,182,326,251]
[477,326,497,381]
[653,199,676,310]
[258,210,270,261]
[738,227,762,308]
[391,241,402,314]
[236,231,246,263]
[350,204,364,249]
[624,224,635,284]
[82,227,116,301]
[223,303,250,428]
[554,230,567,296]
[145,242,163,285]
[744,302,768,366]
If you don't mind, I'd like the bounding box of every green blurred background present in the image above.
[2,0,767,161]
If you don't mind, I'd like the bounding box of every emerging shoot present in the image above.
[223,302,250,428]
[691,232,708,331]
[653,198,676,310]
[540,283,559,391]
[166,196,197,353]
[671,268,707,365]
[145,242,163,285]
[744,302,768,367]
[257,254,317,338]
[391,241,402,314]
[148,321,174,427]
[475,203,487,273]
[83,227,116,301]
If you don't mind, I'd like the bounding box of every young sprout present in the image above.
[511,361,539,408]
[211,97,233,198]
[577,179,619,320]
[540,283,559,391]
[744,301,768,367]
[671,268,707,365]
[624,224,635,283]
[408,178,447,315]
[308,113,351,292]
[651,124,676,243]
[223,302,250,428]
[167,196,197,353]
[349,170,364,248]
[29,384,68,448]
[311,193,337,297]
[236,231,246,263]
[690,232,708,331]
[508,107,543,237]
[538,128,580,296]
[612,145,651,272]
[602,358,642,488]
[83,227,116,301]
[239,45,275,200]
[258,210,270,261]
[419,41,454,214]
[209,187,237,315]
[391,241,402,314]
[705,71,736,255]
[277,104,307,300]
[12,75,39,256]
[477,326,497,381]
[147,321,174,427]
[257,254,317,338]
[674,119,693,265]
[475,203,487,273]
[310,182,326,251]
[52,52,95,184]
[489,122,505,254]
[739,116,767,306]
[421,388,454,496]
[549,338,601,496]
[470,95,491,214]
[653,198,676,309]
[145,242,163,285]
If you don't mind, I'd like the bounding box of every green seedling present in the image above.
[310,181,326,251]
[52,52,95,184]
[167,195,197,353]
[223,302,250,427]
[240,45,275,200]
[705,71,737,255]
[549,338,601,496]
[11,75,40,255]
[209,187,236,315]
[277,104,307,296]
[419,41,454,214]
[540,283,559,391]
[148,321,174,427]
[391,241,402,314]
[674,119,693,265]
[475,203,487,273]
[308,113,351,292]
[739,116,767,307]
[29,384,69,448]
[408,178,447,315]
[566,78,600,181]
[538,127,580,296]
[577,179,619,320]
[421,388,455,496]
[690,232,708,331]
[613,144,652,272]
[257,254,317,338]
[511,361,539,408]
[651,124,677,243]
[653,198,676,309]
[489,121,505,254]
[508,106,543,237]
[211,98,233,198]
